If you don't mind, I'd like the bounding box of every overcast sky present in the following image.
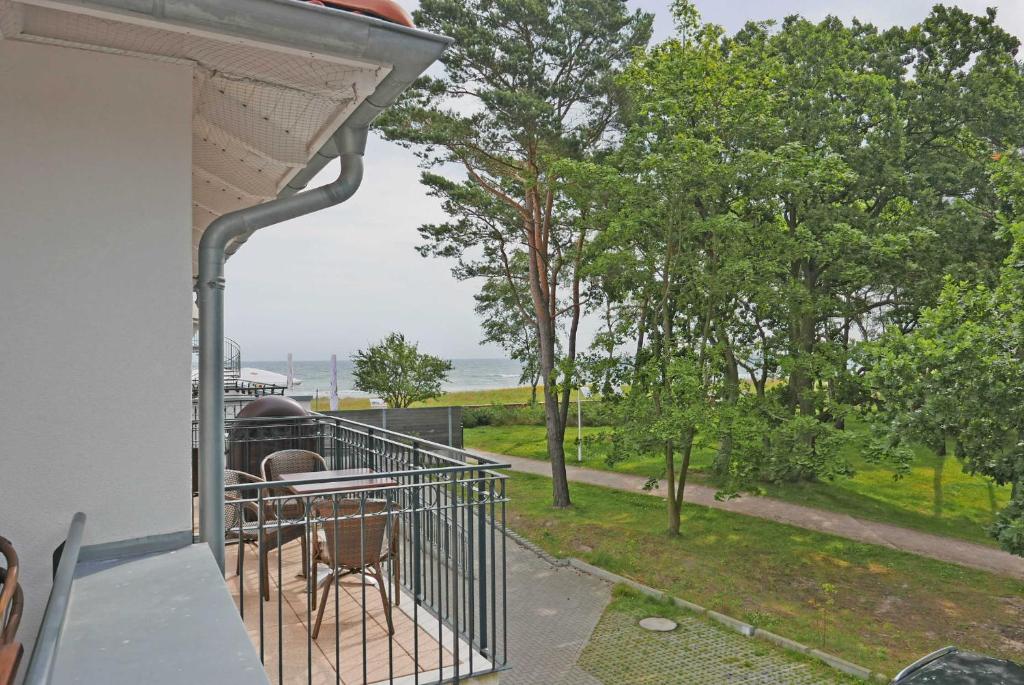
[225,1,1024,361]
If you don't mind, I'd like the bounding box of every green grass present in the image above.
[310,386,544,411]
[506,471,1024,676]
[413,386,548,407]
[759,446,1009,548]
[309,396,375,410]
[466,423,1011,546]
[465,424,694,477]
[467,424,609,460]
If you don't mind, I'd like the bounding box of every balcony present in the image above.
[25,415,508,685]
[215,413,510,684]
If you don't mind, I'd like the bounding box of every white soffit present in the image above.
[0,0,391,270]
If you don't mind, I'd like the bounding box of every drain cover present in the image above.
[639,617,677,632]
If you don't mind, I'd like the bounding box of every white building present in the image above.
[0,2,506,683]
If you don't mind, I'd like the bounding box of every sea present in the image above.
[244,358,524,398]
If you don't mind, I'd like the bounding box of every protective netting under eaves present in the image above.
[0,0,389,269]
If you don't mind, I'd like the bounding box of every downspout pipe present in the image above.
[197,124,367,571]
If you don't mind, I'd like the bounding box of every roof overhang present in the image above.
[0,0,449,270]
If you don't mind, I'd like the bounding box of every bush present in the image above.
[462,400,614,428]
[579,401,616,426]
[463,404,544,428]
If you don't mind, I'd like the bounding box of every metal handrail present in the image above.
[222,410,509,471]
[223,337,241,378]
[213,409,511,681]
[327,413,508,467]
[224,464,507,491]
[23,512,86,685]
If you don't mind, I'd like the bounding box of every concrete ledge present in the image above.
[753,628,810,654]
[808,649,875,680]
[504,528,569,567]
[706,609,755,637]
[568,558,634,585]
[671,596,707,615]
[53,544,268,685]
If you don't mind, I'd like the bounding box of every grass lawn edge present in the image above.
[505,471,1024,674]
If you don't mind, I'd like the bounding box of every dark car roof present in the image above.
[895,649,1024,684]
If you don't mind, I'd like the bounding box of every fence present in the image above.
[322,406,463,448]
[215,413,509,684]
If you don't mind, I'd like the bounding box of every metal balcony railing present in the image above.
[191,336,275,399]
[210,413,511,684]
[22,513,86,685]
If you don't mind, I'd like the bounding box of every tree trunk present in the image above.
[664,440,679,535]
[787,249,818,418]
[676,428,694,514]
[538,320,570,507]
[788,310,817,416]
[933,436,947,517]
[523,189,571,508]
[543,393,570,506]
[713,338,740,477]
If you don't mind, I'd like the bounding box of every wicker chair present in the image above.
[310,499,400,638]
[225,469,308,601]
[259,450,328,590]
[260,449,328,483]
[0,536,23,685]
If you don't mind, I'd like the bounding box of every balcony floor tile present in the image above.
[227,540,456,684]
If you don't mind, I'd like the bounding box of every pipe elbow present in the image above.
[196,123,367,282]
[325,154,365,204]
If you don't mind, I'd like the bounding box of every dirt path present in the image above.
[472,449,1024,580]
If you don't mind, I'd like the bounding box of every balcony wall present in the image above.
[0,39,194,659]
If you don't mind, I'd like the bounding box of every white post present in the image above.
[286,352,294,390]
[329,354,339,411]
[577,386,583,462]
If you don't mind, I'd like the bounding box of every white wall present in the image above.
[0,39,193,655]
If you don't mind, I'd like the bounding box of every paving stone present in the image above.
[501,538,610,685]
[578,604,851,684]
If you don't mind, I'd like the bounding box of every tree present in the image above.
[592,2,1024,512]
[731,5,1023,427]
[351,333,453,408]
[473,257,544,405]
[377,0,653,507]
[568,2,1024,537]
[861,156,1024,556]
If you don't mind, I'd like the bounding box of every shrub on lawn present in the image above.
[463,401,614,428]
[463,404,545,427]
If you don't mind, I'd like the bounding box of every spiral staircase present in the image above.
[191,335,282,398]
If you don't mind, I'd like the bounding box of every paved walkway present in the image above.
[474,449,1024,580]
[503,534,610,684]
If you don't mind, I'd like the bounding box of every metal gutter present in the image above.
[197,127,366,571]
[187,1,449,572]
[31,0,451,68]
